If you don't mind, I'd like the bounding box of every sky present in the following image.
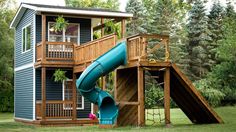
[16,0,235,12]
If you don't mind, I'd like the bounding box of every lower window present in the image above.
[63,79,84,109]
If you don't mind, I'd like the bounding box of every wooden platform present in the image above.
[15,118,98,126]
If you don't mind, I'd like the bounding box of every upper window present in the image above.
[48,22,80,44]
[22,25,31,53]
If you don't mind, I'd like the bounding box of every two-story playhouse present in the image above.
[10,3,132,125]
[11,3,222,126]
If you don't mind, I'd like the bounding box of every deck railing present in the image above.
[35,34,169,67]
[36,41,75,63]
[36,100,73,119]
[127,34,170,62]
[74,34,117,65]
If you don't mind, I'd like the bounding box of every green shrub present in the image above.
[194,79,225,107]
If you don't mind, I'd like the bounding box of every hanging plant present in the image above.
[53,15,69,32]
[53,69,67,83]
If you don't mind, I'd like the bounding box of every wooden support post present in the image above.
[164,68,171,126]
[41,67,46,121]
[165,39,170,62]
[114,70,117,101]
[102,76,106,90]
[121,19,126,38]
[41,14,46,63]
[72,73,77,120]
[138,67,145,126]
[101,18,104,37]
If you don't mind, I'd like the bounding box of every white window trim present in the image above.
[48,21,80,45]
[22,23,32,54]
[62,79,84,110]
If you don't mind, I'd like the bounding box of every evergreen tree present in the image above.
[187,0,209,81]
[206,1,224,70]
[125,0,147,36]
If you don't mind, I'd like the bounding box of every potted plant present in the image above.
[53,69,67,83]
[53,15,69,32]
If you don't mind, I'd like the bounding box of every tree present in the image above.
[206,1,224,70]
[200,2,236,105]
[187,0,209,81]
[125,0,146,36]
[0,0,15,112]
[65,0,119,10]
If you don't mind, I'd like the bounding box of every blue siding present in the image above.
[35,16,91,44]
[15,67,33,119]
[36,69,91,118]
[36,69,63,100]
[15,9,35,67]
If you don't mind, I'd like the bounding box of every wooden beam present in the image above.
[101,18,104,37]
[137,67,145,126]
[72,73,77,120]
[41,14,46,63]
[164,67,171,125]
[41,67,46,121]
[121,19,126,38]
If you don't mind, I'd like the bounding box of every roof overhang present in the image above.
[10,3,133,28]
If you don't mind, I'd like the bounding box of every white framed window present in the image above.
[62,79,84,110]
[22,24,31,53]
[48,22,80,44]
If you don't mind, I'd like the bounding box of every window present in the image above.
[63,80,84,109]
[48,22,80,44]
[22,24,31,52]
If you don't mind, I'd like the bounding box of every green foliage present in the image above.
[53,16,69,32]
[194,79,225,107]
[0,0,15,112]
[65,0,119,10]
[53,69,67,83]
[104,21,121,38]
[0,80,14,112]
[125,0,147,36]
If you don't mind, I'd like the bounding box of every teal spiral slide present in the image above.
[76,41,127,124]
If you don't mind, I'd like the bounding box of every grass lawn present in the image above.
[0,106,236,132]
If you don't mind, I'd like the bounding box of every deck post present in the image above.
[72,73,77,120]
[41,67,46,121]
[101,18,104,37]
[164,67,171,126]
[41,14,46,63]
[121,19,126,38]
[138,67,145,126]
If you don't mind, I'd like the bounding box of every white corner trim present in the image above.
[14,63,34,72]
[32,13,36,120]
[15,117,33,122]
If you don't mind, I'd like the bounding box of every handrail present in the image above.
[76,33,116,49]
[74,34,117,65]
